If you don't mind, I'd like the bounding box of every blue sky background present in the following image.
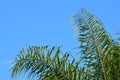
[0,0,120,80]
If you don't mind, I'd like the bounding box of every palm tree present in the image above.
[11,46,83,80]
[11,9,120,80]
[72,8,120,80]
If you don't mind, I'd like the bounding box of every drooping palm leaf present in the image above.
[11,46,82,80]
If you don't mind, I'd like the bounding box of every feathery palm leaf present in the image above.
[72,9,120,80]
[11,46,83,80]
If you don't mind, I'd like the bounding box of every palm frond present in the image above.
[72,9,115,80]
[11,46,82,80]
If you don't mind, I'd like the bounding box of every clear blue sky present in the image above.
[0,0,120,80]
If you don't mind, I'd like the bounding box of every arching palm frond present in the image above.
[11,46,83,80]
[72,9,119,80]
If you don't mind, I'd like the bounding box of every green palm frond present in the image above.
[11,46,83,80]
[72,9,118,80]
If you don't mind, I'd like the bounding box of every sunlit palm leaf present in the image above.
[11,46,82,80]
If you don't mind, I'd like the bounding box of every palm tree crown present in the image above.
[11,9,120,80]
